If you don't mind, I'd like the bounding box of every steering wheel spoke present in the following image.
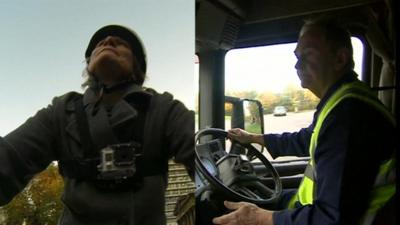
[232,178,275,198]
[231,185,263,200]
[195,128,282,205]
[252,180,275,196]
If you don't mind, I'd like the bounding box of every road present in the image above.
[223,110,314,134]
[218,110,314,161]
[264,110,314,134]
[259,110,314,160]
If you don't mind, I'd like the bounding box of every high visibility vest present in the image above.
[287,81,396,224]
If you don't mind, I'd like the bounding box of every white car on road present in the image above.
[273,106,287,116]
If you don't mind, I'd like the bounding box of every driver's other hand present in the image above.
[212,201,274,225]
[228,128,253,144]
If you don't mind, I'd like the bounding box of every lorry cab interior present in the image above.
[194,0,397,224]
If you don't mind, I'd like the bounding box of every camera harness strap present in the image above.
[68,96,167,181]
[74,97,101,159]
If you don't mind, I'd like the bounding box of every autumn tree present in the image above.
[225,102,233,116]
[226,90,259,116]
[1,163,64,225]
[302,89,319,109]
[258,91,278,114]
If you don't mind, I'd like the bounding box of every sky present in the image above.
[0,0,194,135]
[225,38,364,93]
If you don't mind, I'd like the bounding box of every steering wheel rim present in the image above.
[195,128,282,205]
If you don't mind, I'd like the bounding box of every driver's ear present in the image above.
[333,48,351,71]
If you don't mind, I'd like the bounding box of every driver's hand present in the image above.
[228,128,265,146]
[212,201,274,225]
[228,128,253,144]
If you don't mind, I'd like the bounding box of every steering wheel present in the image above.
[195,128,282,205]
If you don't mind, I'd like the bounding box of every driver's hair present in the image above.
[301,16,355,71]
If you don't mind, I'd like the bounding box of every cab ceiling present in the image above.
[196,0,387,51]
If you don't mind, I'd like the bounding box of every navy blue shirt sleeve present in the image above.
[264,126,312,158]
[272,99,395,225]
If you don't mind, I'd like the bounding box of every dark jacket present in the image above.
[265,72,395,225]
[0,84,194,225]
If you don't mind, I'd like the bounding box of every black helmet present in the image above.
[85,24,147,74]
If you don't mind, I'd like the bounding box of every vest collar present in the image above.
[316,71,359,113]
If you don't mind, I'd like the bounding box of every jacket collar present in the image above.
[82,83,153,107]
[66,83,153,144]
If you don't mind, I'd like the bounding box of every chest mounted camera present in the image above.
[97,142,141,180]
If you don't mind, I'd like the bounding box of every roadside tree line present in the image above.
[225,84,319,115]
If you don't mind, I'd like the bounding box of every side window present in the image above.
[224,38,364,159]
[194,54,199,132]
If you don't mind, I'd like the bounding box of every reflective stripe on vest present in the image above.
[360,158,396,225]
[287,81,396,213]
